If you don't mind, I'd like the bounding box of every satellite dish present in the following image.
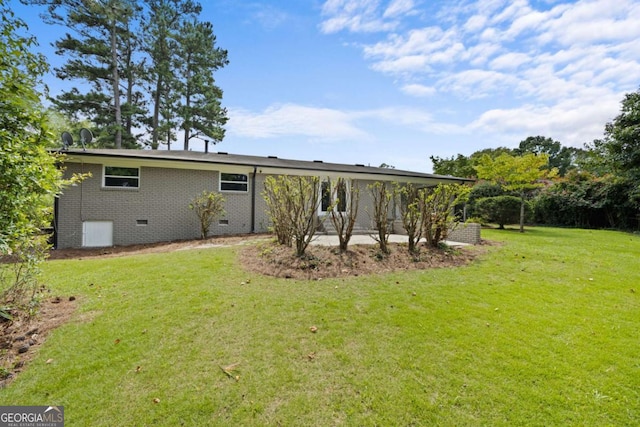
[61,131,73,149]
[79,128,92,150]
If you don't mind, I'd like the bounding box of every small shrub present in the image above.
[189,191,226,239]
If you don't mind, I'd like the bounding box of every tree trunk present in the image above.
[519,193,525,233]
[110,16,122,149]
[151,75,162,149]
[182,92,191,150]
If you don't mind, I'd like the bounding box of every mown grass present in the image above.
[1,227,639,426]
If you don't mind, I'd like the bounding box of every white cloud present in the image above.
[364,27,464,74]
[489,52,530,70]
[319,0,403,33]
[463,14,487,33]
[438,69,520,98]
[540,0,640,45]
[464,42,502,66]
[401,83,436,97]
[228,104,369,140]
[383,0,415,18]
[469,92,622,147]
[338,0,639,112]
[370,55,431,74]
[227,103,468,142]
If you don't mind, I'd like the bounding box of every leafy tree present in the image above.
[515,136,575,176]
[45,108,93,147]
[189,190,225,239]
[430,154,475,178]
[176,19,228,150]
[475,196,525,229]
[589,88,640,209]
[599,89,640,173]
[0,2,80,315]
[475,153,557,233]
[430,147,515,178]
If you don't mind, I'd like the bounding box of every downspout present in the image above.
[251,165,257,233]
[52,195,59,249]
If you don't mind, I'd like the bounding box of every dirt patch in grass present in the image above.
[239,240,482,280]
[1,296,77,387]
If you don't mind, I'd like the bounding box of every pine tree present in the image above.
[143,0,201,149]
[24,0,145,148]
[176,19,228,150]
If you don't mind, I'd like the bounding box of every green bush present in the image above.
[475,195,529,229]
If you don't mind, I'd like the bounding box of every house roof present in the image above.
[58,149,474,184]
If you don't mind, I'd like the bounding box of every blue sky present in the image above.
[11,0,640,172]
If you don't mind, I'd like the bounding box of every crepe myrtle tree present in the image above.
[263,175,323,257]
[326,177,359,253]
[367,181,394,255]
[189,191,225,239]
[475,153,557,233]
[396,183,423,254]
[262,176,293,247]
[422,183,470,248]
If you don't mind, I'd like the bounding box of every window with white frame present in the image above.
[320,178,349,213]
[103,166,140,188]
[220,172,248,192]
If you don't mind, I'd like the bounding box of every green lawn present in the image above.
[2,227,639,426]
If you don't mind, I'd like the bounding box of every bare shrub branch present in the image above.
[422,184,470,248]
[263,175,323,257]
[368,182,394,255]
[189,191,226,239]
[329,178,360,253]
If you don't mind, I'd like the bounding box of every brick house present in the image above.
[53,149,474,249]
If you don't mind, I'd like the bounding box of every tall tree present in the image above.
[23,0,144,148]
[176,19,228,150]
[515,136,575,176]
[475,153,557,233]
[430,154,476,178]
[589,88,640,207]
[430,147,515,178]
[143,0,201,149]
